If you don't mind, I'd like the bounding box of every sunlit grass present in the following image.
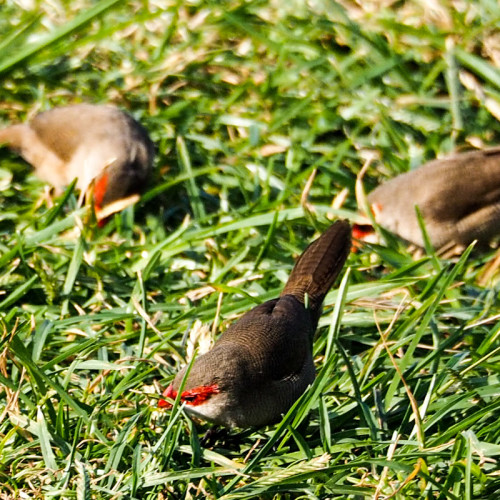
[0,1,499,498]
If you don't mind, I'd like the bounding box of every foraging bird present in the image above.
[0,103,154,219]
[159,220,351,428]
[356,147,500,250]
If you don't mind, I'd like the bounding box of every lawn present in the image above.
[0,0,500,498]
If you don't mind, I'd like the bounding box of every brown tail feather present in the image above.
[281,220,351,313]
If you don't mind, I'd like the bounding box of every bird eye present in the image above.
[179,384,220,406]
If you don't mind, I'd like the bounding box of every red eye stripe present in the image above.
[158,384,219,409]
[94,172,109,212]
[352,224,374,239]
[180,384,220,406]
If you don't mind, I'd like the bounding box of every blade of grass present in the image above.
[176,135,206,221]
[0,0,123,74]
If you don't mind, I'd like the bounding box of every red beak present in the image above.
[158,384,176,408]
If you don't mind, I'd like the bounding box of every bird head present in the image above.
[352,223,374,240]
[91,167,140,226]
[352,202,383,248]
[158,374,229,425]
[157,346,251,426]
[158,352,229,417]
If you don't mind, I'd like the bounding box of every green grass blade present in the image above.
[0,0,122,74]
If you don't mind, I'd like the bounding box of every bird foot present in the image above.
[200,426,230,447]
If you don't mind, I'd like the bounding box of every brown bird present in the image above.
[0,103,154,219]
[356,147,500,250]
[159,220,351,428]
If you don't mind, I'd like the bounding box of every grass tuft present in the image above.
[0,1,499,498]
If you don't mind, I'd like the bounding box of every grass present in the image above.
[1,0,500,498]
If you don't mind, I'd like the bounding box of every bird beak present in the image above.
[95,194,140,223]
[158,384,176,408]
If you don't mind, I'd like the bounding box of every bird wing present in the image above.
[218,297,314,383]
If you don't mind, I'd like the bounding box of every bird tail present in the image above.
[281,219,351,317]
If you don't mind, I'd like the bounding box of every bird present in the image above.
[159,220,351,428]
[0,103,155,220]
[355,147,500,251]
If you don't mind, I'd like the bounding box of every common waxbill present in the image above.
[357,147,500,250]
[159,220,351,428]
[0,103,154,219]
